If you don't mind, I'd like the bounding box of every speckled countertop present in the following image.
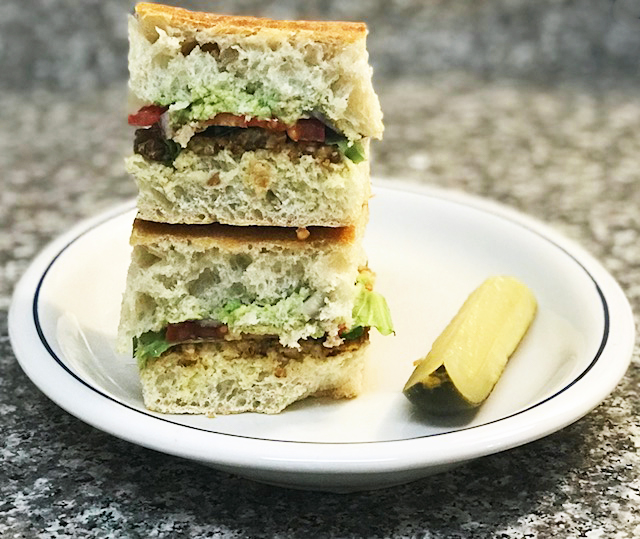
[2,1,640,537]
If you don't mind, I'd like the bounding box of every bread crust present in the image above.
[135,2,367,44]
[130,217,360,248]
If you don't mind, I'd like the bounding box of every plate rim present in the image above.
[9,180,635,477]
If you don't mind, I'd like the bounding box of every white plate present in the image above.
[9,180,634,492]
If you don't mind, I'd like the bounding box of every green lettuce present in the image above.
[133,331,171,369]
[343,142,366,164]
[340,325,365,340]
[325,131,366,164]
[350,272,394,336]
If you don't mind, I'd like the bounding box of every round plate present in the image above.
[9,180,634,492]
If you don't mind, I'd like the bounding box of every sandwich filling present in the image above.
[133,269,393,367]
[129,106,366,163]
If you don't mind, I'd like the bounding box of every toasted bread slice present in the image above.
[125,136,371,227]
[118,218,367,351]
[138,334,369,415]
[128,3,383,142]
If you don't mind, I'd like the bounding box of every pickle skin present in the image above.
[404,381,477,416]
[403,276,537,415]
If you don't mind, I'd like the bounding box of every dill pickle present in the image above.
[403,276,537,415]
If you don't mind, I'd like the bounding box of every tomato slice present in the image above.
[206,113,326,142]
[128,105,168,127]
[165,321,228,342]
[129,108,327,142]
[286,119,326,142]
[206,113,288,132]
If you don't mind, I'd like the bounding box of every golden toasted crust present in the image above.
[130,218,358,248]
[135,2,367,44]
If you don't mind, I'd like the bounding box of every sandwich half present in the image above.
[117,218,393,414]
[126,3,382,227]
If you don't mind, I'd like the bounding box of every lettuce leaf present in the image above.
[342,140,366,164]
[324,132,366,164]
[351,272,394,336]
[133,331,170,369]
[341,325,365,340]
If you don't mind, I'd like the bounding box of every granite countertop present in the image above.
[2,1,640,537]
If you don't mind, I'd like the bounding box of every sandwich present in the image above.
[125,2,383,227]
[118,3,391,415]
[117,218,393,414]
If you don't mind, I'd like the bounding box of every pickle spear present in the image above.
[403,276,537,415]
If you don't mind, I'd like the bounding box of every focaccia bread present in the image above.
[126,131,371,227]
[139,335,369,415]
[129,2,383,144]
[117,218,367,353]
[126,3,381,227]
[117,218,392,415]
[117,4,393,415]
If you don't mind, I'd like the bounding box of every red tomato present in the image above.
[127,105,168,126]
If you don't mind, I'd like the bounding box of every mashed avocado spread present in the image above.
[134,279,393,367]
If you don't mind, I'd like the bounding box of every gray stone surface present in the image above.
[2,1,640,537]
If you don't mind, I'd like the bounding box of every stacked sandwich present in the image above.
[118,2,393,415]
